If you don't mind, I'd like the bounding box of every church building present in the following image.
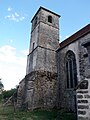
[16,7,90,119]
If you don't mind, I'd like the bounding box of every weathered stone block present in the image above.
[79,80,88,89]
[84,94,90,98]
[77,95,83,98]
[78,110,86,115]
[77,90,88,94]
[78,116,88,120]
[78,105,89,109]
[24,71,57,110]
[78,100,88,103]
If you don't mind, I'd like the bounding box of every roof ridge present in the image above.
[59,24,90,50]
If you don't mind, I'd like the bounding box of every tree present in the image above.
[2,88,17,100]
[0,78,4,94]
[0,79,4,101]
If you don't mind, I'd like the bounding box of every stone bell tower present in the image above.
[25,7,60,110]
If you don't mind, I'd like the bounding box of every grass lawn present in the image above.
[0,102,76,120]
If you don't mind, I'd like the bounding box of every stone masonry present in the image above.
[24,71,57,110]
[16,6,90,119]
[76,78,90,120]
[57,27,90,114]
[17,7,60,110]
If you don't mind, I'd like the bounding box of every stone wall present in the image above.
[57,32,90,113]
[76,34,90,120]
[27,47,57,78]
[24,70,57,110]
[16,78,25,109]
[76,78,90,120]
[26,7,60,75]
[56,40,79,111]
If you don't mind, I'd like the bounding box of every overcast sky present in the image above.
[0,0,90,90]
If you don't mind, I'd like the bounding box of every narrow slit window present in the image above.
[34,17,37,26]
[32,43,35,50]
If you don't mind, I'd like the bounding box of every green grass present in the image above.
[0,102,76,120]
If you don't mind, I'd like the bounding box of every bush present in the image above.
[2,88,17,100]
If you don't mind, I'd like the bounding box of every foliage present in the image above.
[0,79,4,92]
[0,79,4,101]
[0,94,2,101]
[0,101,76,120]
[2,88,17,100]
[0,82,4,89]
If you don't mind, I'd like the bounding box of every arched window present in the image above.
[65,51,78,89]
[48,15,52,23]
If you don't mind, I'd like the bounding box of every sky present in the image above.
[0,0,90,90]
